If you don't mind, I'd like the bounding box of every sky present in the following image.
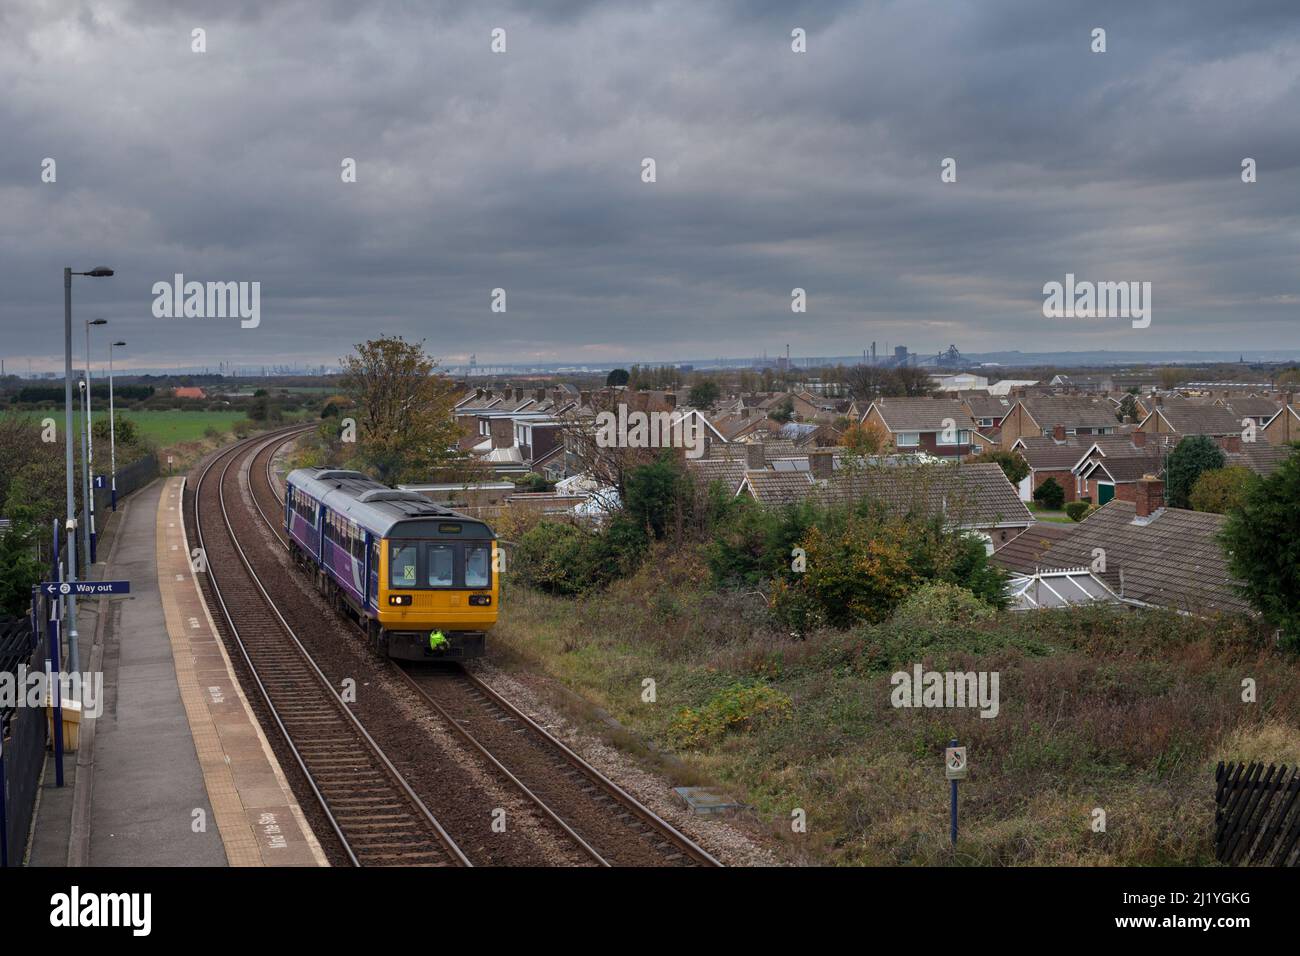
[2,0,1299,374]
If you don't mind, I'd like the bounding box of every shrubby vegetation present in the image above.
[1031,476,1065,510]
[508,453,1008,635]
[1221,446,1300,647]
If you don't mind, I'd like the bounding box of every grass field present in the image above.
[14,409,251,445]
[494,544,1293,866]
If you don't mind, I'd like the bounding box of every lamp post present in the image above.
[63,265,113,674]
[109,341,126,511]
[79,378,91,569]
[84,318,106,564]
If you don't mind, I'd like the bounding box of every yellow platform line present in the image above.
[158,475,328,866]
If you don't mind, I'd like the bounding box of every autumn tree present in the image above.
[1189,465,1255,514]
[885,366,939,398]
[339,336,463,484]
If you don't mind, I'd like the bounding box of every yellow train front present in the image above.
[285,468,499,660]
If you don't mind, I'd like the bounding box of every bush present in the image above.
[668,682,792,749]
[1220,446,1300,647]
[1189,465,1255,514]
[890,581,996,627]
[1065,501,1090,522]
[510,521,599,596]
[1033,477,1065,510]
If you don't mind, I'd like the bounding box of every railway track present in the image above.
[191,427,470,867]
[249,432,722,867]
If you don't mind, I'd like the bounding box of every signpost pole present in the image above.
[49,579,65,789]
[949,738,959,846]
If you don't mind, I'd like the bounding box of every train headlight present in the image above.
[388,594,412,606]
[469,594,491,606]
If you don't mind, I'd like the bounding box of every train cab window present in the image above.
[465,545,491,589]
[390,543,418,588]
[426,544,454,587]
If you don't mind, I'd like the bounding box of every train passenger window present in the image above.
[426,544,454,587]
[390,543,418,588]
[465,545,491,588]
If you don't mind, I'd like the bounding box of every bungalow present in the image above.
[1137,397,1240,441]
[738,455,1032,549]
[861,397,979,460]
[1030,479,1251,617]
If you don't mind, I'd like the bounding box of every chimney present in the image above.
[1131,430,1146,448]
[664,393,677,409]
[551,387,563,407]
[1135,476,1165,518]
[513,387,523,402]
[580,390,591,407]
[1052,423,1066,442]
[746,443,765,469]
[534,387,546,401]
[475,387,484,399]
[809,449,834,480]
[489,417,513,450]
[742,407,751,419]
[1218,434,1242,454]
[1154,395,1163,406]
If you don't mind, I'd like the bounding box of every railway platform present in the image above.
[26,476,326,867]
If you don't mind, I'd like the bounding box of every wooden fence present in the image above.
[1214,761,1300,866]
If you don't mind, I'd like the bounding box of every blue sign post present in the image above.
[48,583,65,789]
[945,738,967,847]
[41,580,130,597]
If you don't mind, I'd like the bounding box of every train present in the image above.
[284,467,499,660]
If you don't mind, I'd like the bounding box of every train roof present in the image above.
[287,468,492,539]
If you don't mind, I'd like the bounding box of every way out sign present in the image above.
[945,745,968,780]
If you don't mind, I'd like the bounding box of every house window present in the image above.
[897,432,920,447]
[957,430,971,444]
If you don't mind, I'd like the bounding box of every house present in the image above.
[738,456,1032,549]
[1028,479,1252,617]
[990,522,1076,571]
[1261,403,1300,445]
[1138,397,1241,441]
[1225,441,1295,477]
[998,396,1119,450]
[960,393,1014,431]
[172,386,206,400]
[861,397,979,460]
[1010,431,1167,504]
[1219,395,1282,429]
[709,408,773,443]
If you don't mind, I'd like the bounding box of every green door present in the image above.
[1098,483,1115,505]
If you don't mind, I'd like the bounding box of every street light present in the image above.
[84,318,107,564]
[109,341,126,511]
[63,265,113,675]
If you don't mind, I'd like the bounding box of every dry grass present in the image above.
[492,542,1299,866]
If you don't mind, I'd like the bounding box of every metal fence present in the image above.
[91,452,159,520]
[0,616,45,866]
